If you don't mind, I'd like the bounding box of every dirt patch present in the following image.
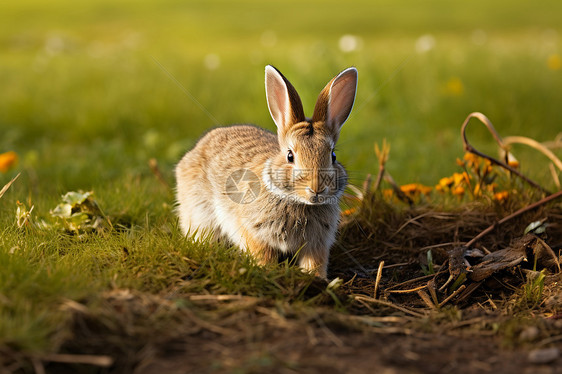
[134,330,545,374]
[47,293,562,374]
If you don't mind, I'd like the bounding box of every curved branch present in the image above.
[460,112,550,195]
[503,135,562,172]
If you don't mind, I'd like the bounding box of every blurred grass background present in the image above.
[0,0,561,355]
[1,0,561,205]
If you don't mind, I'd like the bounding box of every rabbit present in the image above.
[175,65,358,279]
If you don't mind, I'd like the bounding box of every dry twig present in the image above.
[0,172,20,200]
[438,285,467,308]
[503,135,562,172]
[373,261,384,298]
[373,139,390,192]
[460,112,550,194]
[416,290,437,309]
[37,354,114,367]
[465,190,562,248]
[354,295,425,317]
[385,271,447,292]
[387,284,428,294]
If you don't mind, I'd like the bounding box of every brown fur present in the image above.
[175,66,357,278]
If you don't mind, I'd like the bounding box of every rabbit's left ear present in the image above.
[312,67,358,135]
[265,65,306,133]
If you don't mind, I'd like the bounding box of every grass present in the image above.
[1,0,562,372]
[1,0,561,188]
[1,216,322,353]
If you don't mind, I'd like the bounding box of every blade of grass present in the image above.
[0,173,20,200]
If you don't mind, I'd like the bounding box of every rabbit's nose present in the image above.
[306,186,328,195]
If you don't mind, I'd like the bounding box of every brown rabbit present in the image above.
[175,65,358,278]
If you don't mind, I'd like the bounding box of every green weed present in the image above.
[522,270,547,309]
[421,250,435,275]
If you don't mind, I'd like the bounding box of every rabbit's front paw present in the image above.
[299,251,328,280]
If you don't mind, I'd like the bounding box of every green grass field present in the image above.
[1,0,561,371]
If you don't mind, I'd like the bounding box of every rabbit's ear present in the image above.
[312,67,358,134]
[265,65,306,132]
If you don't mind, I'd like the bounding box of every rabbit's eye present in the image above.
[331,151,336,163]
[287,150,294,163]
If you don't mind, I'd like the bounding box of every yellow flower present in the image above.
[505,152,519,168]
[508,160,519,168]
[473,183,481,196]
[0,151,18,173]
[463,152,480,167]
[482,159,493,174]
[494,191,509,202]
[452,172,468,186]
[485,183,498,192]
[444,77,464,96]
[383,189,394,200]
[400,183,418,194]
[438,176,454,189]
[548,54,561,71]
[400,183,432,197]
[342,207,357,216]
[452,185,465,196]
[418,185,433,195]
